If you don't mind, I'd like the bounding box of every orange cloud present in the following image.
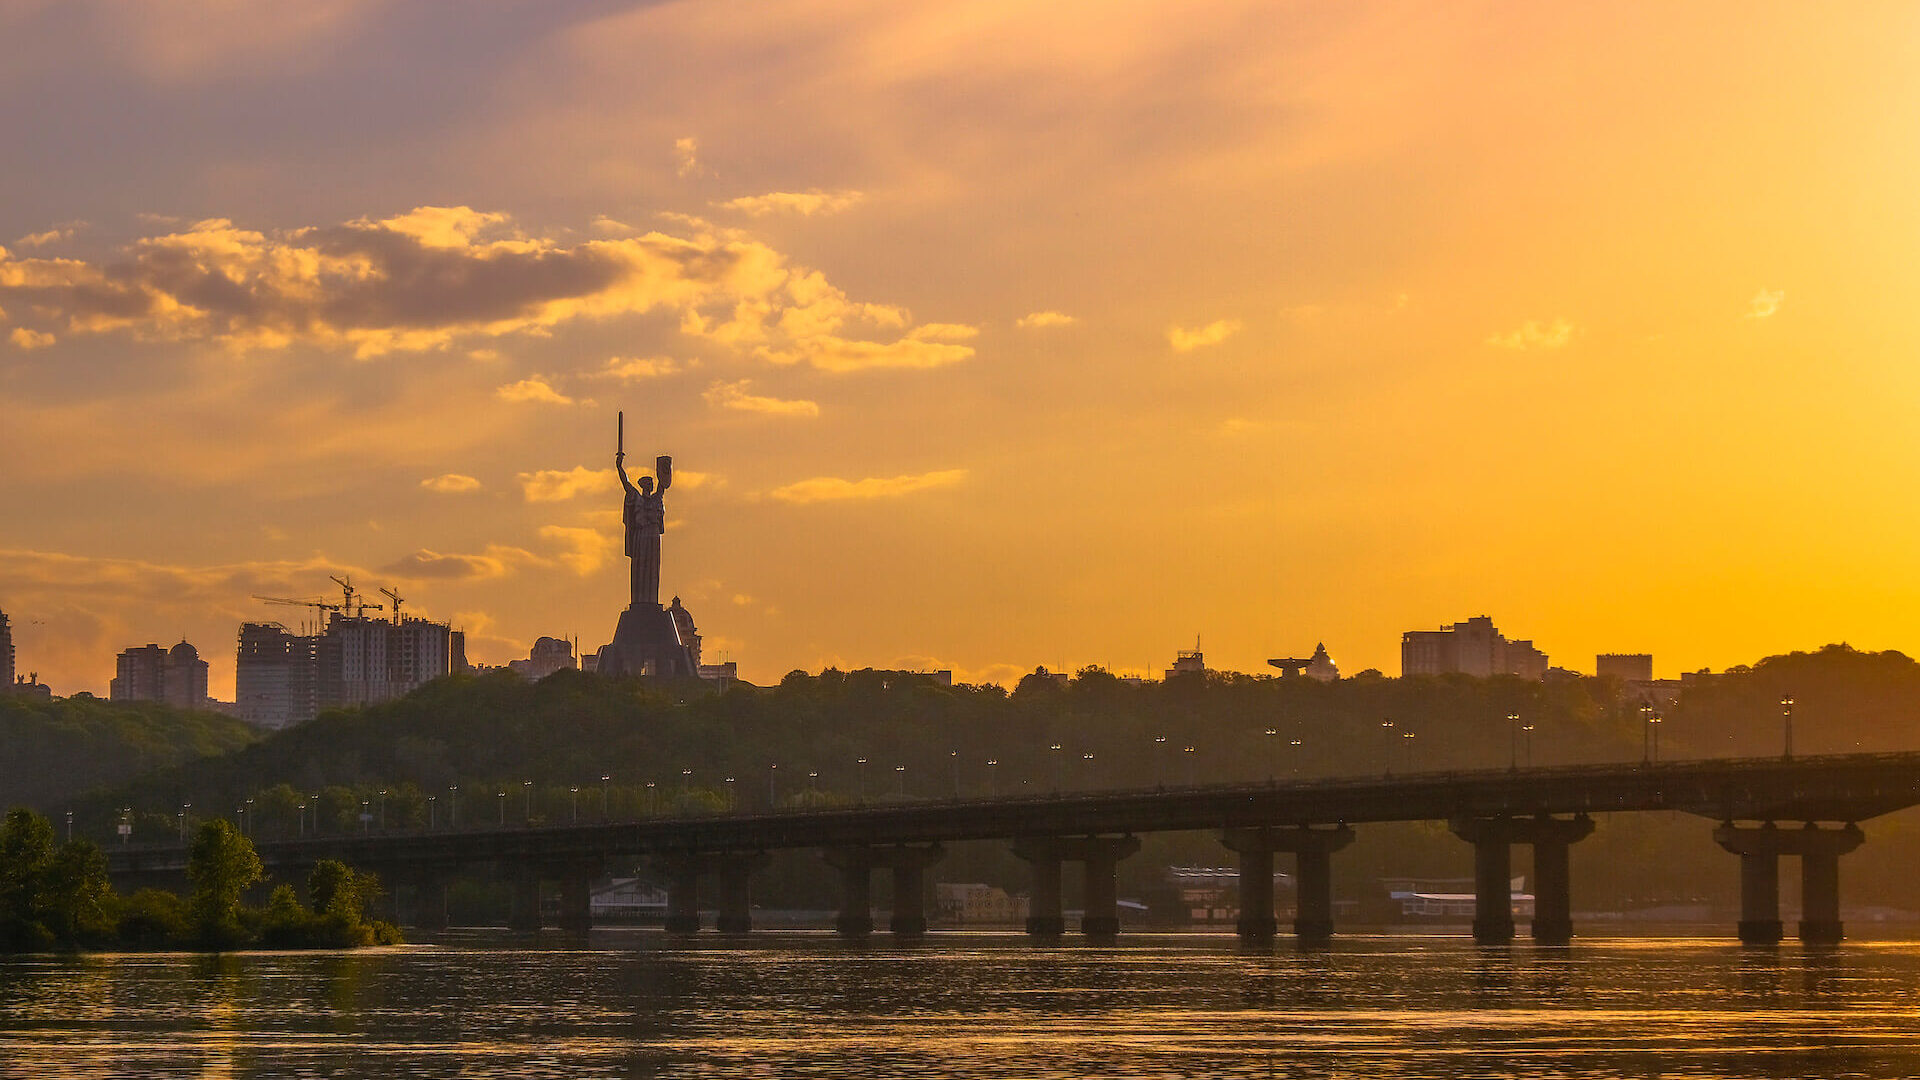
[0,206,972,369]
[1485,318,1575,350]
[1016,311,1077,329]
[718,189,864,217]
[9,327,54,350]
[420,473,482,494]
[770,469,968,504]
[1167,319,1241,352]
[495,377,574,405]
[703,378,819,417]
[379,544,545,581]
[518,466,618,503]
[1746,289,1785,319]
[538,525,619,575]
[600,355,680,381]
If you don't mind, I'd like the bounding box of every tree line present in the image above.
[0,807,398,952]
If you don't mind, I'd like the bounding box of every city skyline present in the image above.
[6,3,1920,698]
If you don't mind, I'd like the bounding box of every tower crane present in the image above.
[251,594,343,632]
[328,574,383,619]
[379,587,406,625]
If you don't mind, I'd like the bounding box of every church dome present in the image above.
[168,640,199,663]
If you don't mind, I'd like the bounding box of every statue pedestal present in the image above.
[595,604,698,678]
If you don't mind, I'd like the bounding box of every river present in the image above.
[3,931,1918,1077]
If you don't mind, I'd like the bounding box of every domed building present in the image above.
[112,639,210,710]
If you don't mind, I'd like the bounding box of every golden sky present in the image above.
[3,1,1919,698]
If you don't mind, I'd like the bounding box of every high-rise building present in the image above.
[1401,616,1549,680]
[236,613,467,729]
[111,640,209,709]
[1596,654,1654,682]
[508,636,578,681]
[0,606,14,691]
[236,622,315,729]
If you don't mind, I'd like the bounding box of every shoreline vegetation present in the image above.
[0,809,399,953]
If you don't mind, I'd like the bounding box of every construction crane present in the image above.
[251,594,343,633]
[379,587,405,625]
[328,574,383,619]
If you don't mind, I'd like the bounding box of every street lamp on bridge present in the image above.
[856,758,868,802]
[1050,744,1064,792]
[1264,728,1279,782]
[985,759,998,797]
[1182,745,1197,787]
[601,775,612,820]
[522,780,533,822]
[427,795,436,829]
[1153,735,1168,786]
[448,785,458,828]
[1522,722,1536,768]
[1403,730,1416,772]
[1509,713,1521,770]
[1782,694,1795,759]
[1649,712,1663,764]
[570,785,580,823]
[1380,719,1395,775]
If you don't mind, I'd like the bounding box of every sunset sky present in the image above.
[4,2,1919,698]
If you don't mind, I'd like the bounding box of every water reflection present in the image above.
[0,935,1918,1078]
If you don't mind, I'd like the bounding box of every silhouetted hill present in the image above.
[0,695,259,811]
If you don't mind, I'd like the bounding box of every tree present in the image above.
[36,840,114,947]
[186,818,262,947]
[0,808,57,950]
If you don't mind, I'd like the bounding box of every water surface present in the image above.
[3,932,1916,1077]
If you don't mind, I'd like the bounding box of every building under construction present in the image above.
[235,578,467,729]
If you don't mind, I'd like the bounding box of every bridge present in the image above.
[108,751,1920,946]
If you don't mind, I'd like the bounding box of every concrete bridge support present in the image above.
[406,873,449,932]
[557,873,593,935]
[1715,822,1864,945]
[715,853,771,934]
[507,871,542,932]
[823,844,946,937]
[1221,825,1356,945]
[1012,836,1141,940]
[656,854,705,935]
[1450,814,1595,946]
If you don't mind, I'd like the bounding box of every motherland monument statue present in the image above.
[594,411,701,678]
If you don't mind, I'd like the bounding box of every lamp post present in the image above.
[806,771,818,797]
[1522,723,1536,769]
[894,764,906,798]
[310,795,320,835]
[119,807,132,846]
[1381,719,1396,775]
[646,780,657,814]
[1403,730,1416,772]
[725,776,736,809]
[986,759,998,797]
[1649,712,1663,764]
[378,789,388,831]
[65,810,72,842]
[449,785,459,828]
[522,780,533,822]
[1082,752,1096,790]
[360,799,370,836]
[1264,728,1279,782]
[1183,745,1197,787]
[244,798,255,837]
[178,805,189,844]
[950,750,960,797]
[1639,704,1652,764]
[601,775,612,820]
[1153,735,1168,786]
[1509,713,1521,770]
[1781,694,1795,760]
[298,802,307,838]
[1050,744,1064,792]
[570,785,580,823]
[428,795,437,829]
[768,763,778,807]
[856,758,868,802]
[496,790,505,826]
[1289,737,1303,778]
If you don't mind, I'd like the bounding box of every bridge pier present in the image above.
[657,854,704,934]
[1715,822,1863,945]
[406,873,449,932]
[507,871,542,932]
[715,853,771,934]
[1451,814,1594,946]
[1221,825,1355,945]
[1012,836,1141,940]
[823,845,945,937]
[557,873,592,935]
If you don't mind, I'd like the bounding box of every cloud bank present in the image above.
[0,206,975,370]
[770,469,968,504]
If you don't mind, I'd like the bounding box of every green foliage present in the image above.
[0,807,116,950]
[251,866,402,948]
[0,695,258,812]
[186,818,263,947]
